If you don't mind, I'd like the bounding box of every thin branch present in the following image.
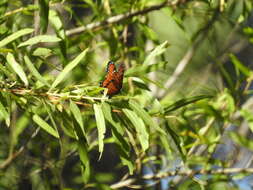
[110,167,253,189]
[157,8,220,98]
[0,85,107,102]
[0,85,129,113]
[66,0,181,36]
[0,127,40,170]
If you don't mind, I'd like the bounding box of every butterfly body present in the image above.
[100,61,125,97]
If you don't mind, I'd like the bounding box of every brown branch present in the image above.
[0,127,40,170]
[157,8,220,98]
[66,0,181,36]
[0,147,24,169]
[0,85,125,113]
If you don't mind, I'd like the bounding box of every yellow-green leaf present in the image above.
[6,53,28,86]
[24,55,50,87]
[123,108,149,151]
[49,48,89,91]
[129,100,165,134]
[32,114,59,138]
[93,104,106,159]
[0,101,10,126]
[70,100,84,134]
[18,35,61,47]
[0,28,34,48]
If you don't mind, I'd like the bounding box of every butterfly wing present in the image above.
[114,63,125,90]
[100,61,116,88]
[101,62,125,96]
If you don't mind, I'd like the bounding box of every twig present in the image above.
[157,8,220,98]
[110,167,253,189]
[0,127,40,170]
[0,85,127,112]
[110,178,136,189]
[66,0,181,36]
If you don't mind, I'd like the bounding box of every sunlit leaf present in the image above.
[0,28,34,48]
[240,109,253,133]
[18,35,61,47]
[123,108,149,152]
[49,48,89,91]
[125,61,167,77]
[129,100,165,134]
[143,41,168,65]
[24,55,50,87]
[32,47,52,57]
[0,100,10,126]
[49,10,65,39]
[229,132,253,151]
[102,102,124,135]
[70,100,84,134]
[6,53,28,86]
[93,104,106,159]
[32,114,59,138]
[102,103,130,154]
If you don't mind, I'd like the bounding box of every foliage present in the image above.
[0,0,252,189]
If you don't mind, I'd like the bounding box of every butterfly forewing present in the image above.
[100,61,125,96]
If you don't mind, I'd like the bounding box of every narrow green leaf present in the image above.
[230,54,252,77]
[32,47,52,57]
[0,28,34,48]
[164,122,185,160]
[218,64,235,92]
[102,102,124,135]
[49,10,67,60]
[123,109,149,151]
[121,156,134,175]
[143,41,168,65]
[0,100,10,126]
[125,61,166,77]
[12,112,29,146]
[139,24,158,42]
[18,35,61,47]
[164,95,212,114]
[32,114,59,138]
[6,53,28,86]
[49,10,65,39]
[78,140,90,183]
[49,48,89,91]
[129,100,165,134]
[102,103,130,154]
[70,100,84,133]
[93,104,106,159]
[141,76,165,89]
[240,109,253,133]
[39,0,49,33]
[229,132,253,151]
[24,55,50,87]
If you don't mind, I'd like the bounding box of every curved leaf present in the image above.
[93,104,106,159]
[123,108,149,152]
[18,35,61,47]
[49,48,89,91]
[6,53,28,86]
[32,114,59,138]
[24,55,50,87]
[0,28,34,48]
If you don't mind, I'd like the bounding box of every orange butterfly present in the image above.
[100,61,125,97]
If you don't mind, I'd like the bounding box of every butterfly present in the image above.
[100,61,125,97]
